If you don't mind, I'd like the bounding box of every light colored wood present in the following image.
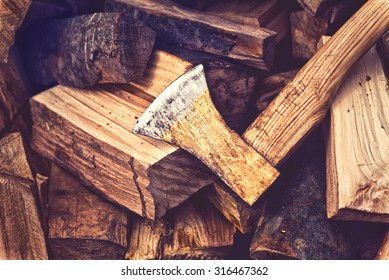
[48,164,128,259]
[243,0,389,168]
[297,0,328,16]
[105,0,277,70]
[205,0,288,43]
[0,0,31,62]
[133,65,279,206]
[324,41,389,222]
[376,231,389,260]
[0,133,47,259]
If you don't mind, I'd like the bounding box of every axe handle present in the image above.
[243,0,389,167]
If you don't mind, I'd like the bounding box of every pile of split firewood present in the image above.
[0,0,388,260]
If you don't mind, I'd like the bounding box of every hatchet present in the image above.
[133,0,389,206]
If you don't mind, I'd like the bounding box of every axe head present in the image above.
[133,64,207,140]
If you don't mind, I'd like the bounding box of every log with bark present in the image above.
[249,130,356,259]
[126,193,236,260]
[105,0,277,70]
[0,0,31,62]
[0,133,47,259]
[48,164,128,260]
[21,12,156,88]
[324,40,389,222]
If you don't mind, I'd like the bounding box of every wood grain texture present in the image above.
[0,133,47,259]
[30,84,215,219]
[376,231,389,260]
[126,194,236,260]
[250,130,355,260]
[325,44,389,222]
[205,0,288,43]
[0,0,31,62]
[48,164,128,260]
[105,0,277,70]
[21,12,155,87]
[133,65,279,206]
[297,0,329,16]
[243,0,389,168]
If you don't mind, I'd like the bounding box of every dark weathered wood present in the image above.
[0,47,29,132]
[0,0,31,62]
[250,130,355,260]
[35,173,49,234]
[376,230,389,260]
[22,12,156,87]
[297,0,329,16]
[378,29,389,64]
[126,193,236,260]
[105,0,277,70]
[0,133,47,259]
[48,164,128,260]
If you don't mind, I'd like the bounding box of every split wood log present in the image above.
[324,40,389,222]
[0,133,47,259]
[205,0,289,43]
[250,130,355,259]
[21,12,156,88]
[376,230,389,260]
[31,50,217,219]
[254,69,299,112]
[0,0,31,62]
[204,181,262,234]
[297,0,329,16]
[126,193,236,260]
[48,164,128,260]
[105,0,277,70]
[243,0,389,168]
[0,47,30,132]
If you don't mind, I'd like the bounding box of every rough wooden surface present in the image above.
[243,0,389,168]
[126,194,236,260]
[0,133,47,259]
[133,65,279,206]
[105,0,277,70]
[250,130,355,260]
[30,83,215,219]
[22,12,155,87]
[48,164,128,260]
[376,230,389,260]
[0,0,31,62]
[325,44,389,222]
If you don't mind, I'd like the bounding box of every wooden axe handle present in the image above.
[244,0,389,167]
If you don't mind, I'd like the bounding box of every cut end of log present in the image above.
[132,64,208,140]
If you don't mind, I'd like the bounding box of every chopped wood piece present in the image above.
[254,69,299,112]
[48,164,128,260]
[126,194,236,260]
[0,47,30,132]
[30,83,215,219]
[0,133,47,259]
[205,0,289,43]
[297,0,329,16]
[204,181,262,234]
[0,0,31,62]
[105,0,277,70]
[325,41,389,222]
[376,230,389,260]
[250,130,355,260]
[21,12,156,87]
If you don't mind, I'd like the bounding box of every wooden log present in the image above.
[204,181,262,234]
[31,50,217,219]
[249,130,355,259]
[48,164,128,260]
[376,230,389,260]
[21,12,156,88]
[297,0,330,16]
[205,0,289,43]
[0,47,30,132]
[324,40,389,222]
[105,0,277,70]
[0,0,31,62]
[126,193,236,260]
[0,133,47,259]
